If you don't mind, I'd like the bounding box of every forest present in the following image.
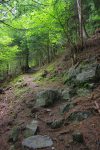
[0,0,100,150]
[0,0,99,81]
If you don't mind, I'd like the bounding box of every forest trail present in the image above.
[0,73,39,125]
[0,70,100,150]
[0,46,100,150]
[22,74,39,89]
[0,0,100,150]
[0,73,41,150]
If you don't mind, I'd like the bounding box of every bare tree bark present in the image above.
[77,0,88,47]
[77,0,83,48]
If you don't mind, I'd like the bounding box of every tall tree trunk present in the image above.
[77,0,88,47]
[6,63,9,76]
[47,32,50,63]
[77,0,83,48]
[25,48,29,72]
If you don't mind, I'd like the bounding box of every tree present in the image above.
[77,0,88,48]
[0,0,99,80]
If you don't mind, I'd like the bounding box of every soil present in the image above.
[0,46,100,150]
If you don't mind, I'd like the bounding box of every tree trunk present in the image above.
[77,0,88,47]
[47,32,50,63]
[25,48,29,72]
[6,63,9,76]
[77,0,83,48]
[83,23,88,39]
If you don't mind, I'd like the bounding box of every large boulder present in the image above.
[22,135,53,149]
[59,102,77,114]
[24,120,38,138]
[62,88,76,101]
[35,89,61,107]
[76,64,100,83]
[77,88,91,97]
[65,62,100,86]
[68,66,81,79]
[66,109,94,123]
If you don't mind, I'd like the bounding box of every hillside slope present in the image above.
[0,41,100,150]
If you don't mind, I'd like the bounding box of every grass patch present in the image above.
[11,75,24,84]
[14,86,31,99]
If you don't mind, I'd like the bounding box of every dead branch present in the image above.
[94,101,100,114]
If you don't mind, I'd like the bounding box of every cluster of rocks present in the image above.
[9,59,100,150]
[64,60,100,86]
[34,60,100,109]
[9,119,53,150]
[8,86,94,150]
[63,60,100,98]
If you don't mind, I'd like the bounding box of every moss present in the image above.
[14,86,31,99]
[46,63,55,72]
[11,75,24,84]
[63,72,69,83]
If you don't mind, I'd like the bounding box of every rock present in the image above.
[76,64,100,83]
[66,110,94,123]
[62,88,76,101]
[5,86,12,91]
[64,62,100,86]
[9,145,15,150]
[8,127,20,143]
[22,135,53,149]
[24,120,38,138]
[41,70,49,78]
[45,108,51,112]
[31,108,39,113]
[35,89,61,107]
[47,119,64,129]
[26,100,35,108]
[72,131,84,143]
[52,147,55,150]
[76,70,95,83]
[68,66,81,79]
[24,130,35,138]
[77,88,90,97]
[0,88,5,94]
[60,103,76,114]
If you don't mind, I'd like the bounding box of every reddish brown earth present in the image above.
[0,46,100,150]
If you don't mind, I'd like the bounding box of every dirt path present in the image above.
[0,74,37,121]
[0,74,40,149]
[0,74,100,150]
[22,74,39,89]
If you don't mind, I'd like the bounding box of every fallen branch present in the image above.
[94,101,100,114]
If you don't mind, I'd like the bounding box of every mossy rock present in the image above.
[9,127,20,143]
[72,131,84,143]
[66,109,94,123]
[35,89,61,107]
[47,119,64,129]
[77,88,91,97]
[62,88,77,101]
[60,103,77,114]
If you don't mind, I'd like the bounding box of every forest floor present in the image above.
[0,45,100,150]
